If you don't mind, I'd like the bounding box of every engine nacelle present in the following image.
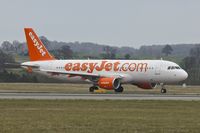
[135,82,156,89]
[98,77,120,90]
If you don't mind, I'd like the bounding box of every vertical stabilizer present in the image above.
[24,28,55,61]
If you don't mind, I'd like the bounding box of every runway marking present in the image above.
[0,92,199,100]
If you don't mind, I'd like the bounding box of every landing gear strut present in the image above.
[89,86,98,92]
[161,84,167,93]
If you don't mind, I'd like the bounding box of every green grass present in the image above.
[0,83,89,93]
[0,100,200,133]
[0,83,199,94]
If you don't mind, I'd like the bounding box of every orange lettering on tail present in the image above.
[24,28,55,61]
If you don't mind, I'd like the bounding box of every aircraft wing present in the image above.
[21,64,40,69]
[42,69,99,77]
[4,63,21,68]
[41,69,124,80]
[4,62,40,68]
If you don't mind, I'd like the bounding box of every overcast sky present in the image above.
[1,0,200,48]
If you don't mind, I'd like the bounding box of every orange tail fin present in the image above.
[24,28,55,61]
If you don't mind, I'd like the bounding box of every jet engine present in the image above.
[134,82,156,89]
[98,77,120,90]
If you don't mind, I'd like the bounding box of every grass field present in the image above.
[0,83,200,132]
[0,83,199,94]
[0,100,200,133]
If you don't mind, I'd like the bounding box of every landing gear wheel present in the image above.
[89,86,98,92]
[161,88,167,93]
[115,86,124,93]
[94,86,99,90]
[89,87,94,92]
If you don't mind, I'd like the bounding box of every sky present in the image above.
[1,0,200,48]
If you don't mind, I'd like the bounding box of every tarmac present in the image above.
[0,92,199,100]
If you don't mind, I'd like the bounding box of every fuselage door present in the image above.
[155,62,161,75]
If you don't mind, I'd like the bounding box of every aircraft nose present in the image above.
[175,70,188,81]
[181,70,188,81]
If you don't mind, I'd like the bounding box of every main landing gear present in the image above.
[161,84,167,93]
[89,85,124,93]
[89,86,99,92]
[114,86,124,93]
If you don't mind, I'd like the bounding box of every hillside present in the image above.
[0,36,197,59]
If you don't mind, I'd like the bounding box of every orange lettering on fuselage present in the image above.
[113,62,120,71]
[64,61,148,73]
[72,63,80,71]
[81,63,88,71]
[65,63,72,71]
[96,61,107,71]
[88,63,98,73]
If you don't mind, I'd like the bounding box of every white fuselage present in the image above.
[22,59,188,85]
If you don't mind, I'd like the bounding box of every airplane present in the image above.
[21,28,188,93]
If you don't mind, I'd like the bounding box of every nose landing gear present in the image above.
[161,88,167,93]
[161,84,167,93]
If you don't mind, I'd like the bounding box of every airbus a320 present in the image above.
[21,28,188,93]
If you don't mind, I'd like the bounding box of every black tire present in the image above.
[115,86,124,93]
[89,87,95,92]
[161,88,167,93]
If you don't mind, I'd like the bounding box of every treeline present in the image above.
[1,37,198,60]
[0,70,38,82]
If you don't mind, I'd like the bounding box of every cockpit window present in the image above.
[168,66,181,70]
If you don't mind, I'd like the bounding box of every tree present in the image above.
[0,49,15,71]
[101,46,116,59]
[124,54,131,59]
[162,45,173,56]
[40,36,51,49]
[182,45,200,85]
[12,40,23,53]
[1,41,14,51]
[53,45,73,59]
[61,45,73,59]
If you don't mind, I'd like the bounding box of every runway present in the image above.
[0,92,199,100]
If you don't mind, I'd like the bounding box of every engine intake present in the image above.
[98,77,120,90]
